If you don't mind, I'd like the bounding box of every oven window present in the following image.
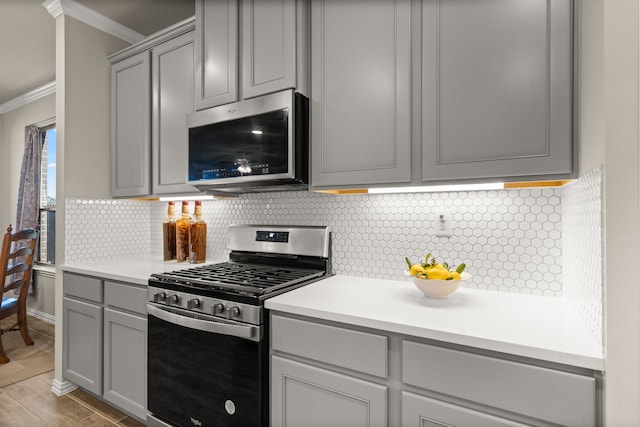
[147,314,267,427]
[188,108,289,182]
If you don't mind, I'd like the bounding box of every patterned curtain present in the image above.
[12,126,41,294]
[15,126,41,231]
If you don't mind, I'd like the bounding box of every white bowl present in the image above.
[409,272,471,298]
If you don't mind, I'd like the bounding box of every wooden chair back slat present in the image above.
[8,247,34,260]
[0,224,39,363]
[6,263,29,277]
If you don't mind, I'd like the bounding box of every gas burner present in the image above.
[151,262,326,297]
[149,225,332,308]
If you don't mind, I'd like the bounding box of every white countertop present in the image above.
[59,258,223,286]
[60,261,603,370]
[265,275,604,371]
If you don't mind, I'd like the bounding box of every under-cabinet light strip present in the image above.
[158,195,215,201]
[368,182,504,194]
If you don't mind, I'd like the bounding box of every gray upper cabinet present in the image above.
[111,51,151,197]
[152,31,197,195]
[421,0,574,182]
[311,0,575,190]
[242,0,308,98]
[195,0,308,110]
[195,0,238,110]
[110,19,197,198]
[310,0,412,189]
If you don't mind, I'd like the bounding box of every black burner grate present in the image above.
[151,262,325,296]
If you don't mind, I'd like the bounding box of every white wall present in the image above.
[63,17,128,199]
[52,13,128,391]
[581,1,640,423]
[0,115,5,228]
[599,0,640,424]
[0,94,55,229]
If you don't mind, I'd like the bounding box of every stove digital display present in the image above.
[256,230,289,243]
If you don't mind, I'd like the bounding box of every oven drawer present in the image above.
[271,315,387,378]
[104,281,147,315]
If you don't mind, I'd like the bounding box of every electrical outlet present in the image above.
[434,211,453,237]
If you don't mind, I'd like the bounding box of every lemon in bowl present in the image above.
[405,254,470,298]
[410,272,471,298]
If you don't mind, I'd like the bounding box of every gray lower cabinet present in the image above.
[402,392,529,427]
[63,297,103,395]
[63,273,147,421]
[272,356,387,427]
[270,313,599,427]
[402,340,596,427]
[103,308,147,420]
[271,314,388,427]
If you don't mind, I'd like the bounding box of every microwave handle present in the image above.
[147,303,261,342]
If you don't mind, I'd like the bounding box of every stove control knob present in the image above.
[153,292,167,303]
[227,306,241,319]
[187,298,201,310]
[167,294,180,305]
[212,303,225,315]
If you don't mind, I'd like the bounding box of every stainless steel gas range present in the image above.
[146,224,331,427]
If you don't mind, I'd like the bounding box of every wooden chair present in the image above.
[0,224,39,364]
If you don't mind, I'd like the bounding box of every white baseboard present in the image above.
[27,308,55,324]
[51,379,78,396]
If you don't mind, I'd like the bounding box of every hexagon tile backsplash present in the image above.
[150,187,565,296]
[66,170,601,301]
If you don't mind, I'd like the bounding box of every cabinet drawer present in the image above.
[104,281,148,315]
[272,315,387,378]
[64,272,103,303]
[402,341,596,427]
[402,391,529,427]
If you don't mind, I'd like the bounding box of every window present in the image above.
[38,125,56,264]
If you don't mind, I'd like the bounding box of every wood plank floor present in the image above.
[0,317,144,427]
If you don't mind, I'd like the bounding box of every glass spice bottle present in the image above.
[175,200,191,262]
[190,200,207,264]
[162,201,177,261]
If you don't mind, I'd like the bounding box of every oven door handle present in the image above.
[147,304,261,341]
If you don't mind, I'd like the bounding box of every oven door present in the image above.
[146,303,267,427]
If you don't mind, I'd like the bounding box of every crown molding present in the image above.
[0,81,56,114]
[42,0,63,18]
[43,0,144,44]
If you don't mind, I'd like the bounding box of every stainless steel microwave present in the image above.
[187,89,309,195]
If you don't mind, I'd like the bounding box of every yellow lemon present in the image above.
[409,264,425,276]
[447,271,461,280]
[425,267,449,280]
